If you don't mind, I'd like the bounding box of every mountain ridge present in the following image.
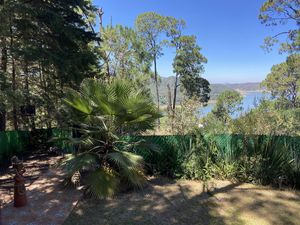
[150,76,263,104]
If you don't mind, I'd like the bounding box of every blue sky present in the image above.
[94,0,293,83]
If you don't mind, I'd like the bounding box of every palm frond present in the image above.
[86,168,120,198]
[63,88,93,115]
[61,153,99,177]
[59,78,160,197]
[107,151,145,188]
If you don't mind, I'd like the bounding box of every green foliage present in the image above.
[259,0,299,52]
[213,90,243,119]
[232,99,300,136]
[0,0,100,130]
[201,112,230,134]
[204,135,299,187]
[181,133,216,181]
[135,12,169,58]
[132,134,300,189]
[166,97,201,135]
[173,35,209,102]
[86,168,120,198]
[60,78,161,198]
[135,12,171,111]
[262,54,300,108]
[201,90,243,133]
[130,135,188,177]
[101,25,152,90]
[254,137,294,185]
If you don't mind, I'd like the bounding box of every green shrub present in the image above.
[135,133,300,189]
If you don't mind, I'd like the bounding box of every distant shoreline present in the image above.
[159,90,266,109]
[235,89,264,96]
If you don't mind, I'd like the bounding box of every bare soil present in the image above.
[64,177,300,225]
[0,154,62,205]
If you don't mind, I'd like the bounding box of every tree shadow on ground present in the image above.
[1,169,81,225]
[63,178,239,225]
[0,154,62,205]
[64,178,300,225]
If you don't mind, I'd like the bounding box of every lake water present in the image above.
[199,92,270,118]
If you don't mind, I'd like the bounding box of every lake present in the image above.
[200,92,270,118]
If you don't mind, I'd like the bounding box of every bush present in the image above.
[135,133,300,189]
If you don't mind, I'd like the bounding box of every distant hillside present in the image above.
[150,76,262,104]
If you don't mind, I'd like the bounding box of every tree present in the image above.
[0,0,8,130]
[165,17,186,112]
[0,0,99,130]
[232,99,300,136]
[60,78,161,198]
[212,90,243,123]
[0,72,9,131]
[259,0,300,53]
[166,97,201,135]
[101,25,152,90]
[262,54,300,108]
[172,35,209,103]
[135,12,169,116]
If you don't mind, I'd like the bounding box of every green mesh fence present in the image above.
[0,129,73,166]
[1,131,300,174]
[208,135,300,167]
[124,135,192,176]
[124,134,300,178]
[0,131,30,165]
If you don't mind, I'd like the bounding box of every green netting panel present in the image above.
[0,131,30,166]
[125,134,300,176]
[206,134,300,172]
[0,129,74,166]
[1,130,300,174]
[123,135,193,176]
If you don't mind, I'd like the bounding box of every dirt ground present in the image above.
[0,154,62,205]
[64,177,300,225]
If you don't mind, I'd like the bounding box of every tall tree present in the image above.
[259,0,300,53]
[0,73,8,131]
[172,35,209,103]
[165,17,186,112]
[0,0,8,131]
[101,25,152,88]
[0,0,99,130]
[262,54,300,108]
[135,12,168,118]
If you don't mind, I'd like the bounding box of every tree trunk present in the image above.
[290,81,297,108]
[167,84,172,115]
[154,55,160,127]
[167,84,174,131]
[24,63,36,130]
[0,40,7,131]
[10,22,18,130]
[0,110,6,131]
[12,58,18,130]
[172,73,179,112]
[172,73,179,132]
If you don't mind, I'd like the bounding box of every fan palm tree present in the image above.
[59,78,161,198]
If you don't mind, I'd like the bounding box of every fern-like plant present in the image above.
[59,78,161,198]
